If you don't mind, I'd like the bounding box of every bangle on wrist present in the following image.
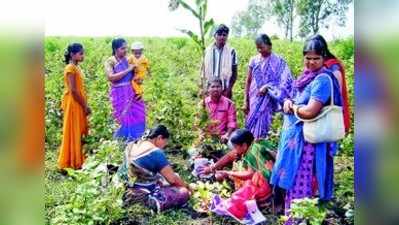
[293,105,300,114]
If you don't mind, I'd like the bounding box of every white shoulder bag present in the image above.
[294,75,345,143]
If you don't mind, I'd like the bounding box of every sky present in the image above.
[43,0,353,40]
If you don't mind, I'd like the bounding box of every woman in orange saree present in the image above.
[57,43,91,170]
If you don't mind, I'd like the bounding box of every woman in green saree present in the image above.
[200,129,275,203]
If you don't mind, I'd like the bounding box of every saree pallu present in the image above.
[243,140,276,180]
[324,58,352,134]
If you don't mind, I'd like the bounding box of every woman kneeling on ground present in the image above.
[120,125,191,213]
[200,129,276,219]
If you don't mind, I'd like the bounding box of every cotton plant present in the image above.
[280,198,327,225]
[189,180,232,213]
[51,139,126,225]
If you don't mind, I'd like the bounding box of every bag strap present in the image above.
[294,74,336,122]
[327,74,335,107]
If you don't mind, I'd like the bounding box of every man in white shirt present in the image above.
[203,24,238,99]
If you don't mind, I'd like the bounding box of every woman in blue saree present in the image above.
[270,38,342,224]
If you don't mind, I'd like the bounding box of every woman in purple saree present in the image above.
[104,38,146,141]
[244,34,294,140]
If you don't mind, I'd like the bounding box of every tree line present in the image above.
[231,0,353,41]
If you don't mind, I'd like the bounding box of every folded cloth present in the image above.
[210,194,266,225]
[192,158,214,179]
[210,175,270,225]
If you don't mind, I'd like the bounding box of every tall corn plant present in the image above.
[169,0,215,147]
[168,0,215,56]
